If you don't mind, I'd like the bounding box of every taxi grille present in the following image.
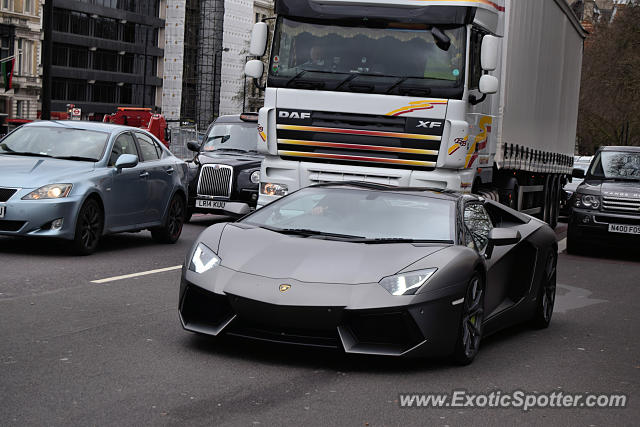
[197,165,233,198]
[602,196,640,213]
[0,187,18,202]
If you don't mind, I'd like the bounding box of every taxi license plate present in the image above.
[608,224,640,235]
[0,205,5,218]
[196,199,226,210]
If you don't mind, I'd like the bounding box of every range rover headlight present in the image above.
[189,243,221,274]
[250,170,261,184]
[575,194,600,209]
[378,268,437,296]
[22,184,73,200]
[261,182,288,197]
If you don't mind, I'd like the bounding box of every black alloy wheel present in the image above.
[151,194,185,244]
[73,199,104,255]
[532,251,557,328]
[453,274,485,365]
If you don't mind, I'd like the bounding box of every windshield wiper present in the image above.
[261,226,364,240]
[357,238,453,244]
[213,148,249,153]
[0,151,54,158]
[285,70,327,89]
[54,156,99,162]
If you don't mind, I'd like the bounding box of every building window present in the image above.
[120,83,132,104]
[53,45,69,66]
[1,0,14,11]
[122,53,134,73]
[17,40,34,76]
[24,0,34,14]
[53,9,70,33]
[69,11,90,36]
[16,100,28,117]
[69,47,89,68]
[93,50,118,72]
[68,80,87,101]
[92,82,116,103]
[94,16,119,40]
[1,35,11,60]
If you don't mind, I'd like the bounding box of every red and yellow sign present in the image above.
[465,116,492,168]
[386,100,448,117]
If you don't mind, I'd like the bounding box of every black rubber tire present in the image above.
[151,194,185,244]
[566,224,583,255]
[531,251,557,329]
[72,198,104,256]
[452,274,485,365]
[184,208,194,224]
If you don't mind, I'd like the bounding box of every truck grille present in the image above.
[197,165,233,198]
[0,187,18,202]
[276,110,443,171]
[602,196,640,213]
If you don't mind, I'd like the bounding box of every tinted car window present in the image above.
[243,187,455,241]
[202,122,258,153]
[136,133,163,161]
[464,203,493,251]
[109,133,138,166]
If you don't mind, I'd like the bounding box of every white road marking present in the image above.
[557,238,567,254]
[91,265,182,284]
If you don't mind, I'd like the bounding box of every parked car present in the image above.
[560,156,593,217]
[185,113,263,221]
[567,146,640,254]
[0,121,189,255]
[179,182,557,364]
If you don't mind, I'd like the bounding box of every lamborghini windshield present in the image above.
[242,187,455,242]
[268,17,466,98]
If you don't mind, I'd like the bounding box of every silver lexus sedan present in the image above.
[0,121,189,254]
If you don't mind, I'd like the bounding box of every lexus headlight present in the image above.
[189,243,221,274]
[250,170,261,184]
[574,194,600,209]
[261,182,288,197]
[22,184,73,200]
[378,268,437,296]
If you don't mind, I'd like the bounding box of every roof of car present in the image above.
[599,146,640,152]
[310,181,469,201]
[23,120,143,134]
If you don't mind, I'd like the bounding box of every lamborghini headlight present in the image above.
[189,243,221,274]
[378,268,438,296]
[22,184,73,200]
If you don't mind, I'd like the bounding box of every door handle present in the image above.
[165,167,175,174]
[139,171,149,178]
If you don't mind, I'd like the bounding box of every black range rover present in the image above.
[185,114,263,220]
[567,146,640,254]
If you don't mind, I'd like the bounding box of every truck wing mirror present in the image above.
[245,60,264,79]
[250,22,268,56]
[481,35,500,71]
[479,75,499,94]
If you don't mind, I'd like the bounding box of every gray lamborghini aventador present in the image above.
[179,182,557,364]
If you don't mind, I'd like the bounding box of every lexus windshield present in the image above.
[588,151,640,180]
[242,187,455,242]
[202,123,258,153]
[269,17,466,98]
[0,127,109,161]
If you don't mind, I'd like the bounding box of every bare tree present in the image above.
[577,4,640,154]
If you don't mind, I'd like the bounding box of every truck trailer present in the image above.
[245,0,586,227]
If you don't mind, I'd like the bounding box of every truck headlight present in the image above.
[378,268,437,296]
[261,182,288,197]
[575,194,600,209]
[22,184,73,200]
[250,170,261,184]
[189,243,221,274]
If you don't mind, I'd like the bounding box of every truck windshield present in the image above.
[588,151,640,181]
[202,123,258,153]
[268,17,466,98]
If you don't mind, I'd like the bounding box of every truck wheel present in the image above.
[151,194,185,244]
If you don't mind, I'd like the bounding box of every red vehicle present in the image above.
[103,107,170,147]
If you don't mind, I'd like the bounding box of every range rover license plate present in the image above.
[0,205,5,218]
[608,224,640,235]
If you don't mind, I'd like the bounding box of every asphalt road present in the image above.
[0,217,638,426]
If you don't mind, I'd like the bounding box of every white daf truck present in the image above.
[245,0,586,227]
